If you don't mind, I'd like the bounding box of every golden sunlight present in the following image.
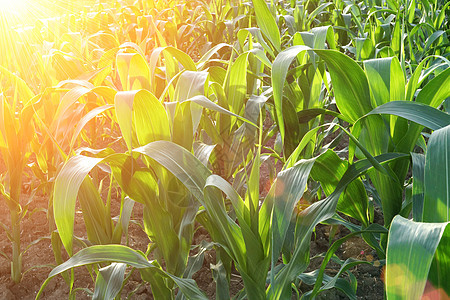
[0,0,28,13]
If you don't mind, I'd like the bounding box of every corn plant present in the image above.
[47,49,256,292]
[0,75,37,283]
[386,123,450,299]
[281,47,449,231]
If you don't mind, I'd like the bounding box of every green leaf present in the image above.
[133,141,268,298]
[395,67,450,155]
[296,108,352,124]
[211,261,230,300]
[93,263,126,300]
[251,0,281,51]
[269,158,317,283]
[0,65,35,101]
[53,155,104,255]
[411,153,425,222]
[272,45,310,145]
[269,153,408,298]
[368,101,450,131]
[53,153,146,257]
[184,95,257,128]
[287,121,393,177]
[386,216,450,300]
[307,8,334,33]
[114,90,170,151]
[196,43,232,70]
[77,178,112,246]
[311,150,369,226]
[391,18,401,56]
[415,68,450,108]
[282,97,302,157]
[203,178,266,299]
[194,142,216,167]
[52,86,115,130]
[224,52,250,117]
[37,245,207,300]
[173,70,208,102]
[115,197,135,241]
[116,51,151,91]
[428,226,450,297]
[133,141,210,203]
[203,174,270,299]
[364,57,404,107]
[149,46,196,85]
[299,268,357,300]
[238,28,275,59]
[355,37,374,61]
[423,125,450,222]
[69,105,114,150]
[109,153,188,276]
[314,50,372,123]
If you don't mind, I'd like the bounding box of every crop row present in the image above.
[0,0,449,299]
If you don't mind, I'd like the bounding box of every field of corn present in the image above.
[0,0,449,298]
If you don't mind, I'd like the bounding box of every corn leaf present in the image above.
[238,28,275,59]
[423,125,450,222]
[364,57,404,107]
[224,52,250,117]
[386,216,450,300]
[268,158,317,283]
[116,52,151,91]
[311,150,369,226]
[396,67,450,154]
[411,153,425,222]
[37,245,207,300]
[173,71,208,102]
[93,263,126,300]
[70,105,113,150]
[115,90,170,151]
[314,50,372,123]
[109,154,187,275]
[272,45,310,145]
[149,46,196,85]
[133,141,210,202]
[307,224,387,299]
[53,155,104,255]
[77,178,113,245]
[0,65,35,101]
[251,0,281,51]
[268,152,408,298]
[368,101,450,131]
[53,86,116,131]
[135,141,267,298]
[196,43,232,70]
[296,108,352,124]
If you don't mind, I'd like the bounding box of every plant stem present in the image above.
[10,206,21,283]
[9,160,23,284]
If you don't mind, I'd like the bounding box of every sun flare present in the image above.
[0,0,28,14]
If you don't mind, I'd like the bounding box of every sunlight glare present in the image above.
[0,0,28,14]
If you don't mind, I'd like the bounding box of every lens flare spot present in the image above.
[422,281,450,300]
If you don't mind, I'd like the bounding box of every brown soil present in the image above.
[306,224,385,300]
[0,193,152,299]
